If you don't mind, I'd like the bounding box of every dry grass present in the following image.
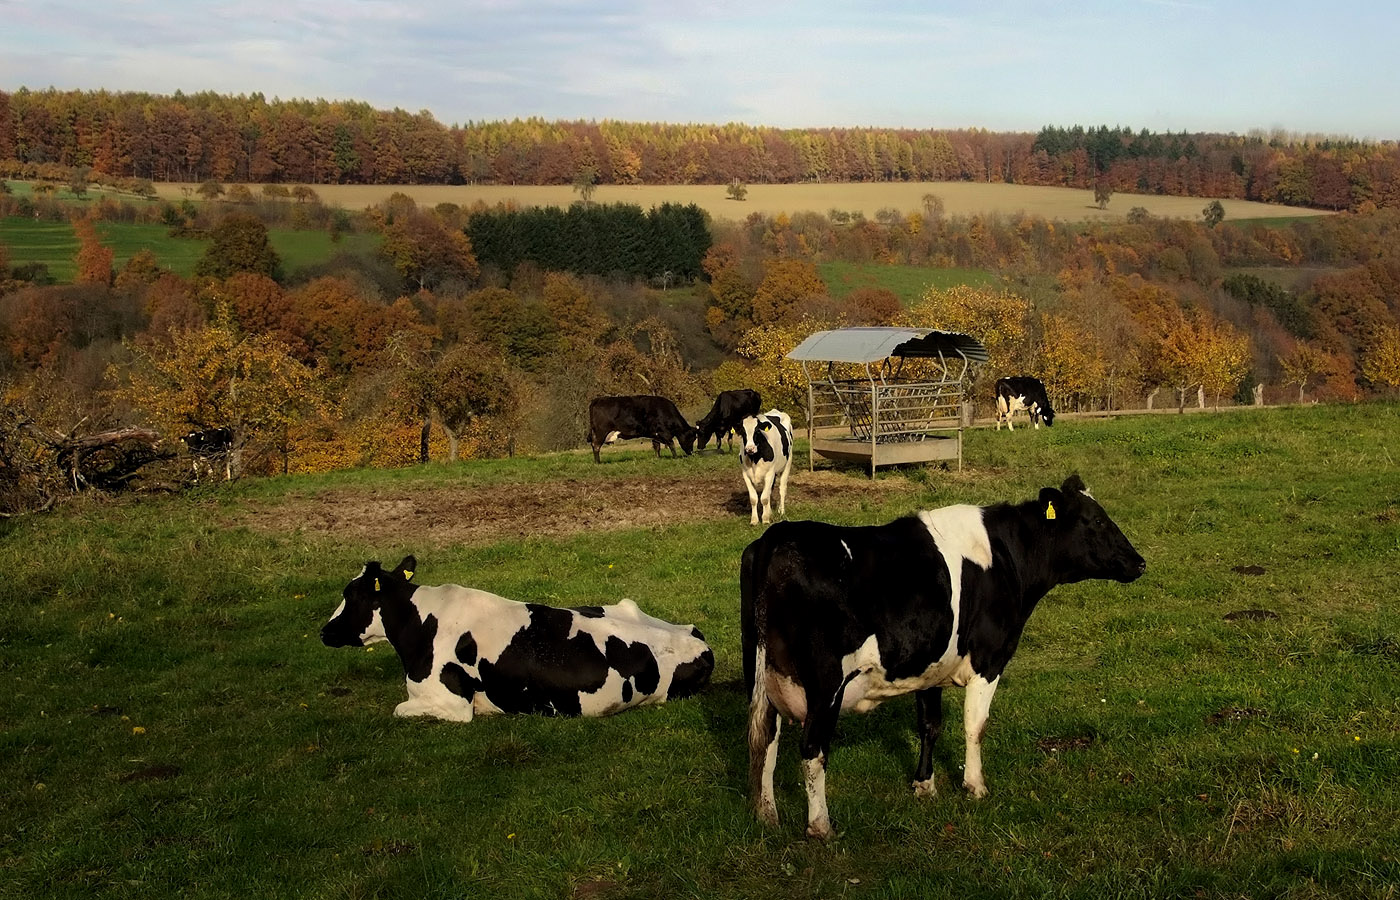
[154,181,1329,224]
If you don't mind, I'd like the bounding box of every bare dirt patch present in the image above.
[235,469,910,547]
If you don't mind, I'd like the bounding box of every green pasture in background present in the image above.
[0,216,380,282]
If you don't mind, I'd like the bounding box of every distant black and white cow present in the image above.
[741,475,1144,839]
[180,426,233,481]
[739,410,793,526]
[696,388,762,452]
[995,377,1055,430]
[587,395,698,463]
[322,556,714,721]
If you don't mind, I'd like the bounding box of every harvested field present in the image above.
[152,180,1330,224]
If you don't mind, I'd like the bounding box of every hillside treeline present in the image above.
[3,88,1400,212]
[3,191,1400,511]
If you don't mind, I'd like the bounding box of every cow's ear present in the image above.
[1061,473,1087,495]
[392,555,417,582]
[361,561,385,592]
[1038,487,1063,521]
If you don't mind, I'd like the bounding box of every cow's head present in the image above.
[1037,406,1056,427]
[1039,475,1144,583]
[740,415,777,463]
[695,412,717,450]
[321,555,417,647]
[678,424,698,456]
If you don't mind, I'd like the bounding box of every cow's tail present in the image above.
[742,536,784,806]
[747,642,779,805]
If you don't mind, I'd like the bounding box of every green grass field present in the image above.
[2,403,1397,898]
[819,260,994,304]
[0,217,380,282]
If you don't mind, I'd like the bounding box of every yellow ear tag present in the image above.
[403,570,414,581]
[1045,502,1056,520]
[374,578,380,591]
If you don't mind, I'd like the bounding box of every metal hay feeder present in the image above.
[786,326,988,477]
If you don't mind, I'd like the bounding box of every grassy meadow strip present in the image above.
[1,216,382,281]
[1,403,1397,899]
[817,261,994,304]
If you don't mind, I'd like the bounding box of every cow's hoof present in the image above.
[963,781,989,799]
[912,778,936,798]
[756,803,779,829]
[805,820,835,841]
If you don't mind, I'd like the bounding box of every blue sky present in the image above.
[2,0,1397,139]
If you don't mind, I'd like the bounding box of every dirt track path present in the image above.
[236,469,913,547]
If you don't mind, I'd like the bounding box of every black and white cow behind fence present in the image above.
[322,556,714,721]
[995,377,1055,430]
[180,426,233,481]
[697,388,761,452]
[587,395,698,463]
[739,409,793,526]
[740,474,1145,839]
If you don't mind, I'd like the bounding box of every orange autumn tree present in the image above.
[73,216,114,286]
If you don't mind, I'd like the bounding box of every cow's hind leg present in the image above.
[962,674,1001,798]
[912,687,944,797]
[748,661,783,828]
[776,462,791,517]
[800,702,840,840]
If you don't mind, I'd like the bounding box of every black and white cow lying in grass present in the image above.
[740,475,1145,839]
[322,556,714,721]
[739,410,793,526]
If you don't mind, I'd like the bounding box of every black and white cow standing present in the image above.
[739,410,793,526]
[995,377,1056,430]
[696,388,761,452]
[180,426,234,481]
[587,395,698,463]
[322,557,714,721]
[740,475,1144,839]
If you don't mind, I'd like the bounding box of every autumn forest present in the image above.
[2,87,1400,513]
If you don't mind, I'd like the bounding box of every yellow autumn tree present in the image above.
[897,284,1032,397]
[1361,325,1400,393]
[1037,313,1108,410]
[733,321,817,421]
[1278,341,1336,403]
[112,316,329,475]
[1157,311,1249,410]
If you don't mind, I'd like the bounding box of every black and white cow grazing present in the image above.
[322,557,714,721]
[697,388,762,452]
[739,410,793,526]
[180,426,233,481]
[995,377,1055,430]
[587,395,698,463]
[741,475,1144,839]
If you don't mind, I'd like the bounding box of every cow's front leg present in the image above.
[912,686,944,797]
[962,674,1000,798]
[394,696,475,723]
[744,471,762,526]
[652,439,663,458]
[758,471,776,524]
